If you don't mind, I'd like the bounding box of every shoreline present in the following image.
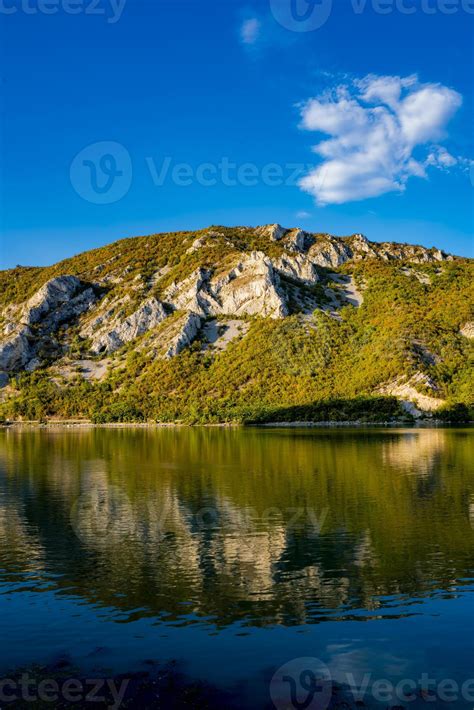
[1,419,471,430]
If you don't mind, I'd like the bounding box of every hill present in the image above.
[0,225,473,423]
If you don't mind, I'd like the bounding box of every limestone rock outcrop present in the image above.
[210,251,288,318]
[0,276,96,372]
[83,297,168,355]
[0,325,34,372]
[164,268,219,317]
[307,238,353,269]
[274,253,319,285]
[21,275,96,328]
[165,252,288,319]
[140,311,202,359]
[256,224,288,242]
[379,372,445,413]
[460,322,474,339]
[282,228,310,253]
[163,312,202,358]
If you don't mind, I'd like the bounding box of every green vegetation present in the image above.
[248,397,406,423]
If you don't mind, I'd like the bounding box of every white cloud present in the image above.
[425,146,458,169]
[298,74,463,205]
[240,18,261,45]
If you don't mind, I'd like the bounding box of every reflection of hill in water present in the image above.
[0,503,45,582]
[382,428,446,471]
[0,427,473,627]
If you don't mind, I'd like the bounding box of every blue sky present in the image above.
[0,0,473,268]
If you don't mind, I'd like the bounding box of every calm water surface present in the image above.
[0,427,473,707]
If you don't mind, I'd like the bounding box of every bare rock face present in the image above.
[254,225,452,267]
[210,251,288,318]
[0,276,97,372]
[163,312,202,358]
[274,253,319,285]
[21,275,96,328]
[379,372,445,413]
[85,297,168,355]
[81,295,130,339]
[432,248,450,262]
[347,234,379,259]
[0,325,34,371]
[256,224,288,242]
[376,241,451,264]
[186,237,207,254]
[307,238,353,268]
[140,311,202,359]
[282,228,311,253]
[308,233,377,267]
[164,268,219,317]
[460,322,474,339]
[21,275,80,324]
[165,252,288,319]
[302,232,452,268]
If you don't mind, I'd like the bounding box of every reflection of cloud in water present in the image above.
[382,430,446,476]
[327,645,410,692]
